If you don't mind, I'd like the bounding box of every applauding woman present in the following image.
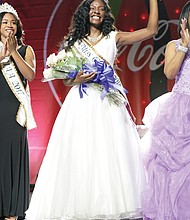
[0,3,36,220]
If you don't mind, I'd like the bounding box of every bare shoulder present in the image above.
[25,45,36,58]
[26,45,35,54]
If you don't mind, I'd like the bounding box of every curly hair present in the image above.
[0,12,24,45]
[177,1,190,37]
[60,0,116,51]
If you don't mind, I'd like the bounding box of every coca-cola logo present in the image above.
[118,19,178,72]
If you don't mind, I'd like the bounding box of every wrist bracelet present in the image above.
[178,45,188,53]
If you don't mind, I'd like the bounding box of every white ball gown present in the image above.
[26,31,146,220]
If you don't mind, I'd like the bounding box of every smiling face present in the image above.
[0,13,17,41]
[89,0,105,28]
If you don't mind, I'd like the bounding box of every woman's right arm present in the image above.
[164,41,186,80]
[164,18,189,80]
[116,0,158,46]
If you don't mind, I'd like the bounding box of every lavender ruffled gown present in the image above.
[141,39,190,220]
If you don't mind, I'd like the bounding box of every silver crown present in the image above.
[0,2,18,17]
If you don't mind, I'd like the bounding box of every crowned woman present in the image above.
[0,2,36,220]
[26,0,158,219]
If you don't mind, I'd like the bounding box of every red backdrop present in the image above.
[3,0,186,184]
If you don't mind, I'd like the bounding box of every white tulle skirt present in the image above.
[26,85,146,220]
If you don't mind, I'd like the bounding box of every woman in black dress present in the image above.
[0,3,36,220]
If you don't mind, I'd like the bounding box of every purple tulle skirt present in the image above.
[141,91,190,220]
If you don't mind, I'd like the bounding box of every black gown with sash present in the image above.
[0,46,30,218]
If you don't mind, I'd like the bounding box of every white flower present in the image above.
[57,49,67,61]
[43,68,53,79]
[46,53,57,66]
[42,48,87,82]
[66,51,74,57]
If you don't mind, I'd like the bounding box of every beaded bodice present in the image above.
[172,40,190,95]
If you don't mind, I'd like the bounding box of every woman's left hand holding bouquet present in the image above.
[63,70,96,86]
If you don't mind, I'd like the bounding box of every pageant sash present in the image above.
[74,39,102,64]
[73,39,137,121]
[1,59,36,130]
[73,39,128,102]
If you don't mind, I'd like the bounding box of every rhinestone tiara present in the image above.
[0,2,18,18]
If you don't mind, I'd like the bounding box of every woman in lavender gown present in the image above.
[141,1,190,220]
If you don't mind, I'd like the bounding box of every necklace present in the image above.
[87,33,103,42]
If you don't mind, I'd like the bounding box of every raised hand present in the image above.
[180,18,190,47]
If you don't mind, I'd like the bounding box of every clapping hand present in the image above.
[1,30,17,58]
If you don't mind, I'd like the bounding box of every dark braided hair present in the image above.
[0,12,24,46]
[60,0,116,51]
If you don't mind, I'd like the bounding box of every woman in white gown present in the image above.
[26,0,158,219]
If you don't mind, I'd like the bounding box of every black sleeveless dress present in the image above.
[0,46,30,218]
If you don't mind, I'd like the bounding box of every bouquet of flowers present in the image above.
[42,48,87,82]
[42,47,128,105]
